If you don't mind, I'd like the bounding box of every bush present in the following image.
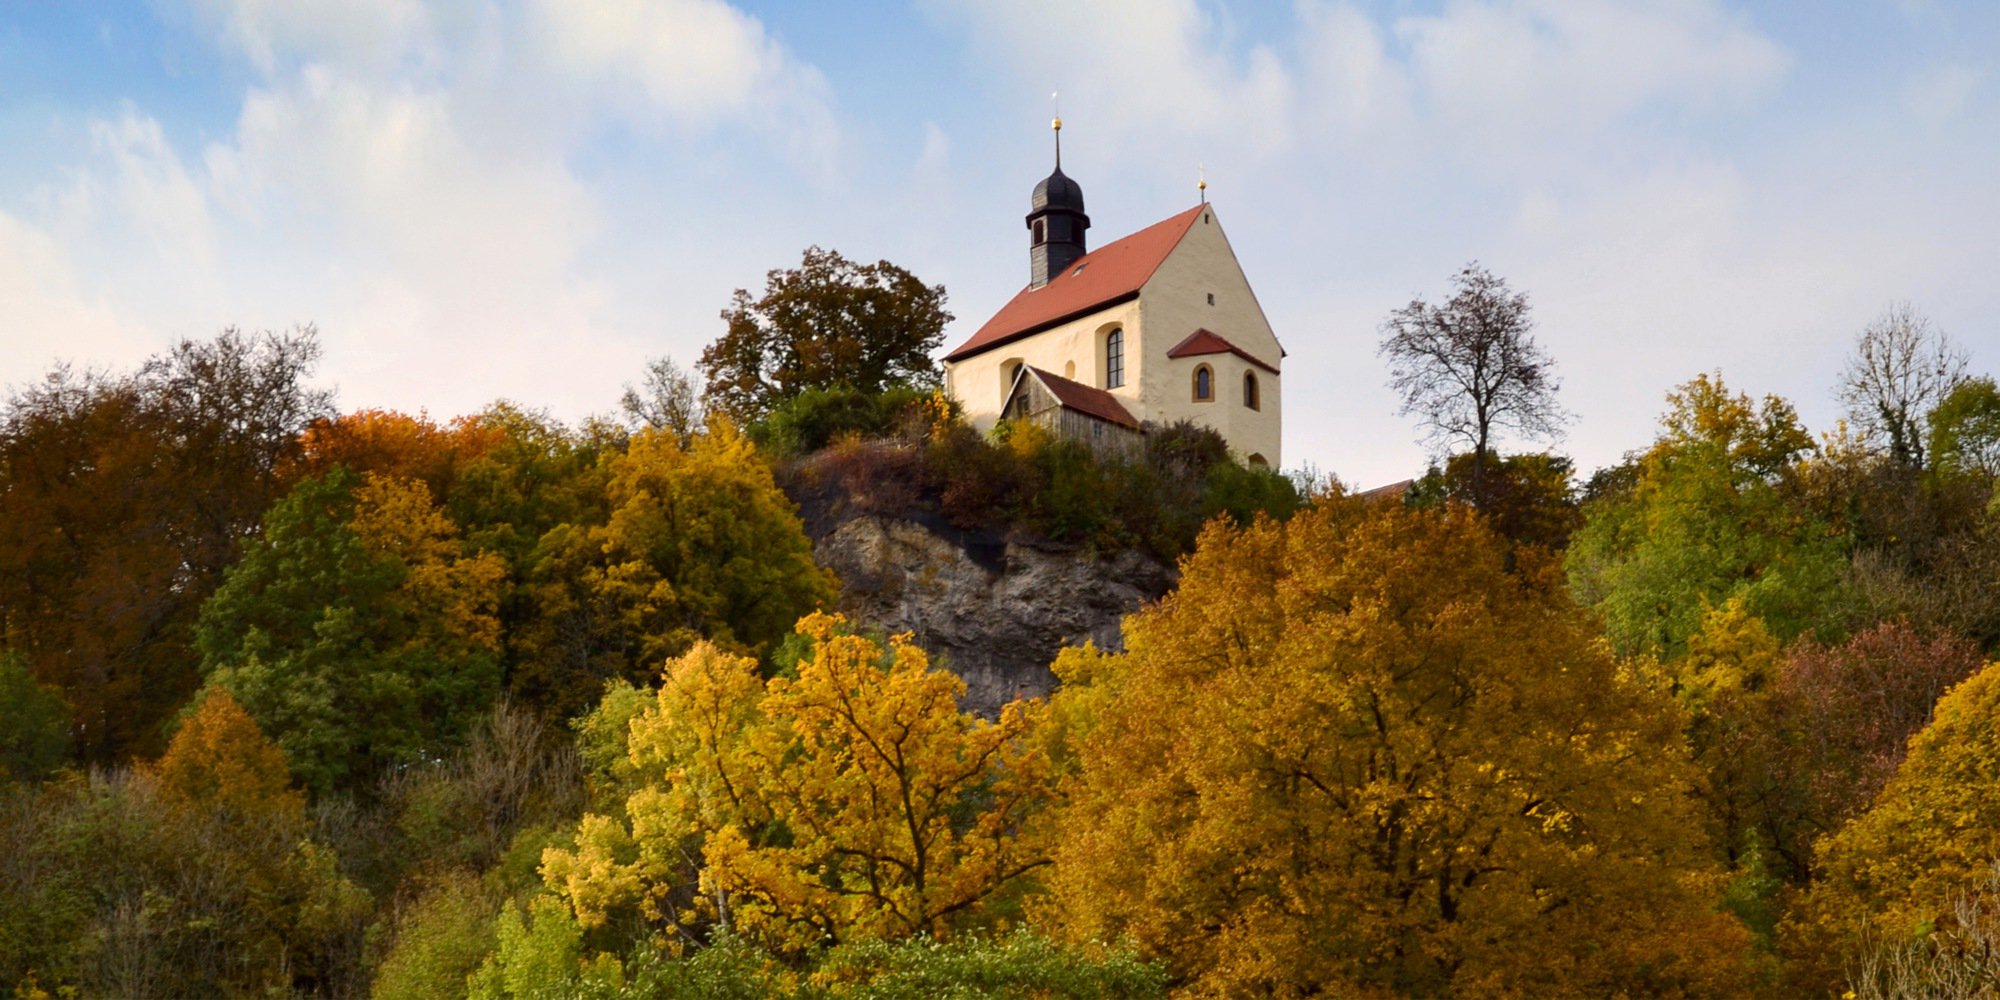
[0,654,71,784]
[754,386,932,457]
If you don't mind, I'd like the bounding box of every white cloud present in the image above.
[0,210,151,381]
[1382,0,1789,162]
[529,0,840,170]
[921,0,1295,157]
[186,0,435,76]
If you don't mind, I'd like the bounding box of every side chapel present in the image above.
[941,119,1284,467]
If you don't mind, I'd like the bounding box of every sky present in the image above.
[2,0,1996,488]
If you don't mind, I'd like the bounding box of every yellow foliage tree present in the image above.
[1790,659,2000,991]
[541,614,1052,953]
[514,424,833,718]
[1044,497,1754,997]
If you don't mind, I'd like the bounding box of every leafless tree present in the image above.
[1379,263,1565,505]
[620,354,707,445]
[1838,302,1968,470]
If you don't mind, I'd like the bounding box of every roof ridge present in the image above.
[943,203,1210,363]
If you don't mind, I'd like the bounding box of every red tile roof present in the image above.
[944,204,1209,363]
[1165,328,1280,374]
[1026,367,1139,429]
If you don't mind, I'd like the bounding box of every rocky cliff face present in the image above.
[811,515,1175,715]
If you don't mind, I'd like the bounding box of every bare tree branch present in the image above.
[1378,263,1566,505]
[1837,301,1968,470]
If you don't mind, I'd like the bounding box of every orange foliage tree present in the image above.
[1044,496,1754,997]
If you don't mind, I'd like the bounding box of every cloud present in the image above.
[920,0,1295,157]
[0,209,151,382]
[1392,0,1790,143]
[185,0,435,76]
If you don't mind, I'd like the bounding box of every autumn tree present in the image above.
[539,616,1054,955]
[195,468,506,792]
[1044,496,1752,996]
[0,328,332,760]
[1837,301,1967,470]
[1380,263,1565,505]
[291,407,504,501]
[0,694,367,996]
[1568,373,1849,659]
[1791,660,2000,991]
[699,246,951,420]
[151,688,305,826]
[510,424,832,719]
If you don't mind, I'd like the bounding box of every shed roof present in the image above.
[1022,366,1140,429]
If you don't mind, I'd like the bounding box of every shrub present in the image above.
[754,386,932,457]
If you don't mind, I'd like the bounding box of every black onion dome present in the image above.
[1031,165,1085,213]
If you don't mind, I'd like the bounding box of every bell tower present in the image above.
[1027,117,1090,289]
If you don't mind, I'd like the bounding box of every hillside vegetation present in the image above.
[6,296,2000,995]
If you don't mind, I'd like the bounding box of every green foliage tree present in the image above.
[700,246,951,421]
[196,467,506,792]
[1568,373,1849,659]
[1045,495,1752,996]
[511,424,832,720]
[0,734,368,995]
[0,328,332,761]
[0,653,71,783]
[1407,449,1581,549]
[1928,375,2000,481]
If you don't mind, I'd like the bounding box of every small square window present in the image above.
[1206,293,1215,305]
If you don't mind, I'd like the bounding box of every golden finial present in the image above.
[1198,163,1207,203]
[1052,115,1062,131]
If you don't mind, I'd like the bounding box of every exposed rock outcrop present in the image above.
[812,515,1174,715]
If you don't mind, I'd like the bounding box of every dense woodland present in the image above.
[5,253,2000,997]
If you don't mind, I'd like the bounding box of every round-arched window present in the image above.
[1244,371,1260,410]
[1193,365,1214,402]
[1104,329,1125,389]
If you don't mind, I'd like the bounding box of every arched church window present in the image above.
[1105,329,1125,389]
[1194,365,1214,402]
[1032,219,1046,244]
[1244,371,1260,410]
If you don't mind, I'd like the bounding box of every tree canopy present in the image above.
[1044,495,1751,997]
[699,246,951,420]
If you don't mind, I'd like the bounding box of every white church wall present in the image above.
[943,298,1143,434]
[1134,207,1284,466]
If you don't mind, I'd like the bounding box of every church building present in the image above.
[941,121,1284,467]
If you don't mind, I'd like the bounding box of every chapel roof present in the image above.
[944,204,1209,363]
[1023,366,1140,429]
[1165,328,1282,373]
